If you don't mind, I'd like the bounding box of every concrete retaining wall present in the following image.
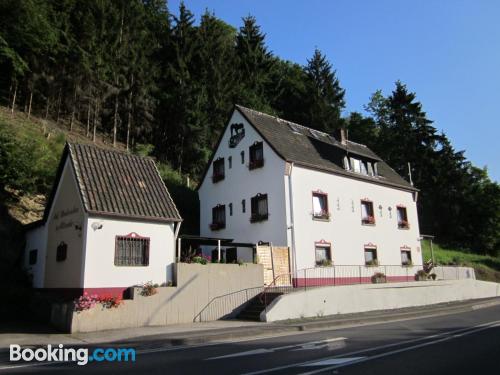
[434,266,475,280]
[263,279,500,322]
[52,263,263,332]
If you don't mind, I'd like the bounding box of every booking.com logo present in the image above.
[10,344,136,366]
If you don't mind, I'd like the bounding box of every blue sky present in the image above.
[170,0,500,181]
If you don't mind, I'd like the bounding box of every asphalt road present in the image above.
[2,304,500,374]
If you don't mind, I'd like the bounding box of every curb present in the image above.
[1,297,499,351]
[138,297,500,347]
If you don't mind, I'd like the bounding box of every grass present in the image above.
[422,240,500,283]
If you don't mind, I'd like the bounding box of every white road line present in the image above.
[206,338,346,360]
[300,357,365,366]
[298,320,500,375]
[241,319,500,375]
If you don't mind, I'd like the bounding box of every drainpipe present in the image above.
[287,162,298,280]
[217,239,221,262]
[174,221,182,262]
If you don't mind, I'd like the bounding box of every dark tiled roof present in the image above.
[39,143,182,225]
[235,105,416,191]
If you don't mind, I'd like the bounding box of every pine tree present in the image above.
[235,16,274,111]
[303,49,345,132]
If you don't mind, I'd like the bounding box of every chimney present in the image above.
[334,128,348,145]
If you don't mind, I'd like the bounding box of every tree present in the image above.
[303,49,345,132]
[235,16,274,111]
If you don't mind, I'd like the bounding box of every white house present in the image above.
[198,105,422,284]
[24,143,182,297]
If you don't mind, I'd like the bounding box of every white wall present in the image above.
[290,165,422,271]
[83,216,175,288]
[44,158,86,288]
[24,224,48,288]
[198,109,288,257]
[263,279,500,322]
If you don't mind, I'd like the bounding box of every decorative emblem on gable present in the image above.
[229,123,245,148]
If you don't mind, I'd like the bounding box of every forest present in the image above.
[0,0,498,256]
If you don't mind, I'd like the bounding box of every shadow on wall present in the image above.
[145,274,199,326]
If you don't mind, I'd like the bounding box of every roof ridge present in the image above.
[346,140,368,148]
[66,141,155,162]
[235,104,332,138]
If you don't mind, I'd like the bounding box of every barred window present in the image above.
[115,234,150,266]
[250,193,268,222]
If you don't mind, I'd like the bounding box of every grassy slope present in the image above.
[422,240,500,282]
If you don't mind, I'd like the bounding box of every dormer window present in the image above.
[211,204,226,230]
[250,193,268,222]
[351,157,361,173]
[212,158,225,183]
[397,206,410,229]
[249,141,264,170]
[361,199,375,225]
[346,156,378,177]
[312,191,330,220]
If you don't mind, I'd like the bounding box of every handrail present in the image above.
[259,264,474,309]
[193,286,264,322]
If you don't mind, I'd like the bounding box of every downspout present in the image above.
[174,221,182,261]
[173,221,182,285]
[287,163,298,279]
[174,221,182,241]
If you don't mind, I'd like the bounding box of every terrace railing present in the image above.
[261,264,476,309]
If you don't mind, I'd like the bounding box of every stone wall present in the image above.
[51,263,264,333]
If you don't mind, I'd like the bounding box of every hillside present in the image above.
[0,106,128,223]
[422,240,500,283]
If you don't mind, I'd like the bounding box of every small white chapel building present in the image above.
[24,143,182,297]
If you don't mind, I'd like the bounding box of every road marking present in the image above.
[300,357,365,366]
[206,337,346,360]
[297,320,500,375]
[242,319,500,375]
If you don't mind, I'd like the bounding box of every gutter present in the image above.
[287,162,298,278]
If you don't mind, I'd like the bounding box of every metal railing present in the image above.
[194,286,263,322]
[260,264,476,309]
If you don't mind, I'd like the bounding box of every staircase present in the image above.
[236,292,283,321]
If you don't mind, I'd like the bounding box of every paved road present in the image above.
[2,304,500,374]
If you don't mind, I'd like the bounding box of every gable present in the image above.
[197,107,285,191]
[37,143,182,227]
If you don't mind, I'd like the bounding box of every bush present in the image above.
[139,281,158,297]
[371,272,387,284]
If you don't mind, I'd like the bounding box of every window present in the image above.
[312,191,329,220]
[401,249,412,266]
[241,150,245,164]
[364,246,378,266]
[211,204,226,230]
[351,158,361,173]
[249,141,264,170]
[228,156,232,169]
[367,162,374,176]
[250,193,268,222]
[361,200,375,224]
[343,156,350,171]
[315,243,332,266]
[229,202,233,216]
[56,242,67,262]
[212,158,225,183]
[115,234,150,266]
[397,206,409,229]
[29,249,38,265]
[242,199,246,213]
